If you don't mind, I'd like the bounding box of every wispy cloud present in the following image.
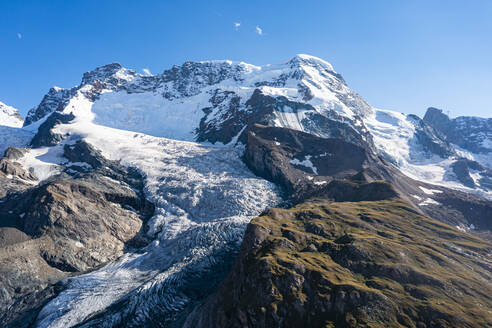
[255,26,263,36]
[142,68,152,76]
[17,33,22,39]
[234,22,241,31]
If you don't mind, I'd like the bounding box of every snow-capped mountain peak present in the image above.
[286,53,336,73]
[22,55,373,144]
[0,101,24,128]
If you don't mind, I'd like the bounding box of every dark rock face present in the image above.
[243,124,380,201]
[81,63,131,86]
[184,198,492,328]
[196,89,373,146]
[424,107,492,154]
[3,147,27,161]
[0,148,37,200]
[30,112,75,148]
[62,140,148,191]
[407,114,455,158]
[0,140,154,327]
[162,61,245,99]
[24,87,77,127]
[428,188,492,231]
[196,89,257,144]
[422,107,452,134]
[448,158,492,190]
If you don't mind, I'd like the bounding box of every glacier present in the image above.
[33,120,282,327]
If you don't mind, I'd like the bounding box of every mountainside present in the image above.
[0,55,491,327]
[424,107,492,155]
[16,55,492,199]
[0,102,33,156]
[185,197,492,328]
[0,101,24,128]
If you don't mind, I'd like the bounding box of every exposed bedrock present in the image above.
[0,140,154,327]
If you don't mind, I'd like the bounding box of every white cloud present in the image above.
[255,26,263,35]
[17,33,22,39]
[234,22,240,31]
[142,68,152,76]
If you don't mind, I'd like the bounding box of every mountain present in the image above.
[423,107,492,190]
[0,101,24,128]
[0,101,33,156]
[19,55,492,199]
[22,55,373,144]
[0,55,491,328]
[424,107,492,155]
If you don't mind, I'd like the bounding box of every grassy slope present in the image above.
[208,197,492,328]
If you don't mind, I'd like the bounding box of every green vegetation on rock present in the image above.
[185,197,492,328]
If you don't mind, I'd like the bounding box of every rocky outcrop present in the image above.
[0,140,154,327]
[424,107,492,155]
[0,148,37,181]
[449,158,492,189]
[185,198,492,328]
[196,88,374,146]
[24,87,77,127]
[407,114,455,158]
[244,124,381,201]
[30,112,75,148]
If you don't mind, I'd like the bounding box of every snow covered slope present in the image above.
[365,107,492,199]
[0,101,34,155]
[14,69,282,326]
[33,126,281,327]
[0,101,23,128]
[16,55,371,326]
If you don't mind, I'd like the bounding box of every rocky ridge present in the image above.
[185,197,492,328]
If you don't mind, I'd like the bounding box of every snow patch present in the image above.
[418,198,440,206]
[290,155,318,174]
[419,186,443,195]
[16,146,65,182]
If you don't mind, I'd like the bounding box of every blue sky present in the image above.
[1,0,491,118]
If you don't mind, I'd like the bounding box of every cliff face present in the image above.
[185,196,492,328]
[424,107,492,155]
